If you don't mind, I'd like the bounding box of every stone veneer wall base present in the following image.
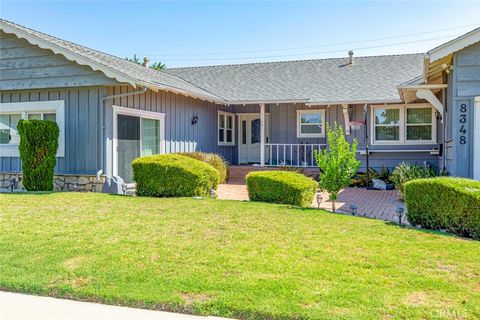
[0,173,106,192]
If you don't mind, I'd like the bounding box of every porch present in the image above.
[232,103,330,167]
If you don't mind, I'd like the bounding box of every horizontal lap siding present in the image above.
[106,86,235,164]
[0,31,117,90]
[0,88,105,174]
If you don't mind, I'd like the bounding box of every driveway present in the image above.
[0,291,233,320]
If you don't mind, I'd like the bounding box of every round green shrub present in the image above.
[132,154,219,197]
[246,171,317,207]
[404,177,480,239]
[176,152,229,183]
[17,119,59,191]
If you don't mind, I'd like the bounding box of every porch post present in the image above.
[260,103,265,167]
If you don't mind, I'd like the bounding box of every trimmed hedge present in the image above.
[246,171,317,207]
[176,152,229,183]
[132,154,219,197]
[404,177,480,239]
[17,119,59,191]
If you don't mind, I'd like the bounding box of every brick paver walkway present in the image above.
[217,183,407,224]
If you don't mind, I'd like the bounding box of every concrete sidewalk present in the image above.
[0,291,233,320]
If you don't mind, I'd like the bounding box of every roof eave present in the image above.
[306,99,403,106]
[1,21,226,104]
[226,99,310,105]
[428,27,480,62]
[0,22,139,87]
[137,81,226,105]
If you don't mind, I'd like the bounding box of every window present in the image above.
[297,109,326,138]
[218,111,235,146]
[27,112,56,121]
[0,100,65,157]
[371,104,436,145]
[141,118,160,156]
[406,107,433,141]
[0,114,22,145]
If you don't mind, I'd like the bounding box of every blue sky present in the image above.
[1,1,479,67]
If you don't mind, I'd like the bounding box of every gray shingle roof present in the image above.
[166,54,424,104]
[0,19,224,102]
[1,18,424,104]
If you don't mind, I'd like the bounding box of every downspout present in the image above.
[363,103,370,188]
[441,86,447,173]
[100,86,148,176]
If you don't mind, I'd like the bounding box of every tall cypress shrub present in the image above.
[17,119,59,191]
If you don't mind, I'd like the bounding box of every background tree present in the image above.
[126,54,166,70]
[315,123,360,212]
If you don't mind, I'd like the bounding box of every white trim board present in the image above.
[296,109,326,138]
[0,100,65,157]
[474,97,480,180]
[428,27,480,62]
[370,103,437,146]
[217,111,235,146]
[111,105,165,177]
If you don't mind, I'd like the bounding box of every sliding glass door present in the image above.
[117,115,161,183]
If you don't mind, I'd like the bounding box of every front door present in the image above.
[238,114,269,164]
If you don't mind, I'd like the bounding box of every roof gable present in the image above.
[0,19,225,103]
[428,27,480,62]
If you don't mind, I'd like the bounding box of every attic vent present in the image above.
[143,57,149,68]
[348,50,354,65]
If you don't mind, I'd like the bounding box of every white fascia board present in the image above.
[138,81,226,105]
[0,23,138,86]
[227,99,310,105]
[428,27,480,62]
[397,84,448,90]
[306,99,402,106]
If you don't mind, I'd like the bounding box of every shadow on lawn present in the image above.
[297,205,470,240]
[0,191,56,196]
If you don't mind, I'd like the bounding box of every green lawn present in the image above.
[0,193,479,319]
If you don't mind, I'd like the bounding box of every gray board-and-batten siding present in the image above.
[447,41,480,178]
[241,103,440,171]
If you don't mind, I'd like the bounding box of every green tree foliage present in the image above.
[125,54,166,70]
[315,123,360,212]
[17,120,59,191]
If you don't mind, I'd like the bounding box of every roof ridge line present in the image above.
[166,52,425,70]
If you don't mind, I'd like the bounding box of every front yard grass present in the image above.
[0,192,479,319]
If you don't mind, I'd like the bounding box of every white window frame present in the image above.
[0,100,65,157]
[296,109,326,138]
[217,111,235,146]
[371,103,437,145]
[112,105,165,177]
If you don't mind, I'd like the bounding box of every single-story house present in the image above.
[1,19,479,189]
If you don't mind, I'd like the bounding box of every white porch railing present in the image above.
[265,143,326,167]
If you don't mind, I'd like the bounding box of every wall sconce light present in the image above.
[191,115,199,125]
